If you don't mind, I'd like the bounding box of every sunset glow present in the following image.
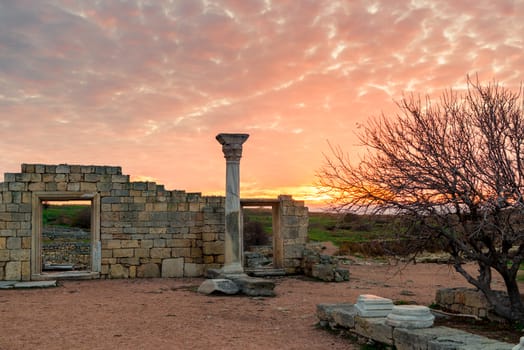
[1,1,523,208]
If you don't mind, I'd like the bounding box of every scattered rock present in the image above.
[197,279,239,295]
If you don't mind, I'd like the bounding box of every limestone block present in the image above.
[21,237,31,249]
[190,248,202,258]
[57,181,67,190]
[184,263,203,277]
[121,240,140,248]
[197,279,239,295]
[5,261,21,280]
[56,165,70,174]
[105,240,121,249]
[112,175,129,183]
[6,237,21,250]
[354,316,394,345]
[129,266,137,278]
[134,248,150,258]
[139,240,153,248]
[109,264,129,278]
[10,249,30,261]
[228,275,275,297]
[150,248,171,259]
[161,258,184,278]
[67,183,80,191]
[120,257,140,266]
[113,248,134,258]
[203,241,224,255]
[21,261,30,280]
[137,263,160,278]
[173,248,190,257]
[0,250,10,262]
[355,294,394,317]
[202,233,217,241]
[9,182,26,191]
[28,182,45,191]
[331,305,358,328]
[0,238,5,249]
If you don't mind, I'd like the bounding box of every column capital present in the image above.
[216,133,249,161]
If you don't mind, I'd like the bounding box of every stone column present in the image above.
[216,133,249,274]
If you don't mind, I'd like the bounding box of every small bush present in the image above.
[244,221,270,249]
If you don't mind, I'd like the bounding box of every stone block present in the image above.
[134,248,150,258]
[56,165,70,173]
[113,248,134,258]
[28,182,45,191]
[121,240,140,248]
[0,238,5,249]
[354,316,393,345]
[161,258,184,278]
[197,279,239,295]
[21,261,30,280]
[0,250,10,261]
[120,257,140,266]
[312,264,335,281]
[184,263,203,277]
[173,248,190,257]
[150,248,171,259]
[137,263,160,278]
[67,183,80,191]
[203,241,224,255]
[6,237,21,250]
[169,239,191,248]
[10,249,30,261]
[355,294,394,317]
[230,276,276,297]
[105,240,121,249]
[5,261,21,280]
[109,264,128,278]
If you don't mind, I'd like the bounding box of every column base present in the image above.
[221,262,244,275]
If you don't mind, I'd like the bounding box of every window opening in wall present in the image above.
[42,200,92,272]
[243,206,274,268]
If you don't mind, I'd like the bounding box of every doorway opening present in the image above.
[241,199,283,270]
[32,192,101,280]
[42,200,91,271]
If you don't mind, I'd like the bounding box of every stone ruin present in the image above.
[0,135,309,282]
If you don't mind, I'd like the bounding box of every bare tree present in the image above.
[317,78,524,322]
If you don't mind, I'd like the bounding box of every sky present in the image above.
[1,0,523,208]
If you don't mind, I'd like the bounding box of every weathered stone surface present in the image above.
[109,264,128,278]
[184,263,203,277]
[0,281,16,289]
[230,275,275,297]
[5,261,21,280]
[354,294,394,317]
[161,258,184,278]
[137,263,160,278]
[197,279,239,295]
[14,280,57,288]
[355,316,394,345]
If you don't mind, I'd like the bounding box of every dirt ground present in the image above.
[2,256,516,350]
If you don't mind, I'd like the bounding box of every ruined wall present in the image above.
[279,195,309,273]
[0,164,309,280]
[0,164,225,280]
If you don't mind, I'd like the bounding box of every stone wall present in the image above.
[0,163,308,281]
[435,287,508,322]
